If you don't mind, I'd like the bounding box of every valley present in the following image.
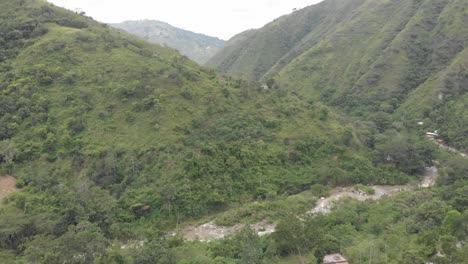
[0,0,466,263]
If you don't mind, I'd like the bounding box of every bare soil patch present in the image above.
[0,176,17,200]
[173,219,275,242]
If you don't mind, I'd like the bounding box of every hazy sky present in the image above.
[47,0,323,39]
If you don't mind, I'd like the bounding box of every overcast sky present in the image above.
[47,0,323,40]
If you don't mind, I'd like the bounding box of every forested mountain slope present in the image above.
[209,0,468,151]
[207,0,365,81]
[111,20,224,64]
[0,0,443,262]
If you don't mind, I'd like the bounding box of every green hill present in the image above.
[209,0,468,151]
[207,0,366,81]
[111,20,225,64]
[0,0,438,262]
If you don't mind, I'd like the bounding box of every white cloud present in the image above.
[47,0,323,39]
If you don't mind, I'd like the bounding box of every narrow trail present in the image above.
[0,175,17,200]
[174,166,439,241]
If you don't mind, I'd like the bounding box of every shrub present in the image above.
[353,184,375,195]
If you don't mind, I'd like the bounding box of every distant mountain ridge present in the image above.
[111,19,225,64]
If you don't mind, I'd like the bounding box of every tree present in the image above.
[24,235,59,264]
[374,132,435,174]
[370,112,392,132]
[209,225,263,263]
[0,208,34,250]
[0,140,18,174]
[442,210,462,237]
[274,215,308,257]
[401,250,425,263]
[23,222,109,264]
[440,235,457,258]
[133,238,175,264]
[94,244,133,264]
[56,222,109,263]
[238,226,263,264]
[414,200,449,230]
[441,156,468,184]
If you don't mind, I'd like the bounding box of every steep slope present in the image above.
[0,0,438,262]
[111,20,224,64]
[209,0,468,151]
[207,0,366,81]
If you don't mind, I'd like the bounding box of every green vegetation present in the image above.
[0,0,465,263]
[176,150,468,263]
[149,164,468,263]
[266,177,468,263]
[353,184,374,195]
[213,184,330,226]
[210,0,468,151]
[207,0,366,81]
[111,20,225,64]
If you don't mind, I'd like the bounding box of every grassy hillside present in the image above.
[210,0,468,151]
[207,0,366,81]
[0,0,443,262]
[111,20,225,64]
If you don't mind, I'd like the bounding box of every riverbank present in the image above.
[174,166,439,241]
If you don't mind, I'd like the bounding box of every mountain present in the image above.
[111,20,225,64]
[208,0,468,151]
[0,0,421,261]
[207,0,365,81]
[0,0,465,263]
